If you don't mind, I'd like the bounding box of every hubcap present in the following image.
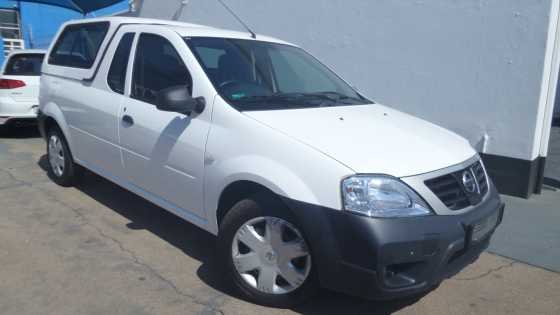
[232,216,311,295]
[48,135,65,177]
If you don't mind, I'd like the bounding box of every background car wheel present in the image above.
[218,193,317,307]
[0,124,10,135]
[46,127,82,187]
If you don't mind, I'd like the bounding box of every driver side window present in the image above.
[131,33,193,105]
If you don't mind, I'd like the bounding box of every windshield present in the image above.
[185,37,371,111]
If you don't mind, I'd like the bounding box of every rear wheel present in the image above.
[219,193,317,307]
[46,127,82,186]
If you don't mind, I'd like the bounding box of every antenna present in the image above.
[128,0,138,13]
[216,0,256,39]
[172,0,189,21]
[27,24,34,49]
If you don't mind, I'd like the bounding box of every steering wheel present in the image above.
[219,80,241,89]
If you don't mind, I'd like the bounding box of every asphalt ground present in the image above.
[487,125,560,272]
[1,126,559,315]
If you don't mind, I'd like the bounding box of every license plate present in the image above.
[471,211,499,242]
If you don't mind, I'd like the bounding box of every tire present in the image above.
[46,127,82,187]
[0,124,11,135]
[218,193,318,307]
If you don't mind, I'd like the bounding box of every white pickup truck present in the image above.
[38,17,504,307]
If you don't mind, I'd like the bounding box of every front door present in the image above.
[118,27,213,221]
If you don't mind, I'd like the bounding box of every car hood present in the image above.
[243,104,476,177]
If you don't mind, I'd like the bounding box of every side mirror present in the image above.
[156,85,205,115]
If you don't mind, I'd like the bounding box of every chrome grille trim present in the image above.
[400,155,492,216]
[472,161,489,196]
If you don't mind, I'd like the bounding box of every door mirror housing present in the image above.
[156,85,205,115]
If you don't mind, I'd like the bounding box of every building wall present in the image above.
[133,0,560,196]
[0,1,129,49]
[19,3,80,49]
[0,37,4,66]
[0,0,80,49]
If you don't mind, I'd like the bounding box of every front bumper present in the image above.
[0,114,38,126]
[281,182,504,300]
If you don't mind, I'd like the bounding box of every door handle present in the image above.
[122,114,134,126]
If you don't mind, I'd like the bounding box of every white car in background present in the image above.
[0,49,46,127]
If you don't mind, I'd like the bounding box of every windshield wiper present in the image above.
[275,92,365,107]
[232,94,315,110]
[233,94,301,104]
[232,92,366,109]
[309,91,366,104]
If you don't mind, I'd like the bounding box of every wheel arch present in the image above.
[41,101,72,147]
[205,154,323,234]
[216,180,283,229]
[43,116,59,134]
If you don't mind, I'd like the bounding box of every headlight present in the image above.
[342,175,432,217]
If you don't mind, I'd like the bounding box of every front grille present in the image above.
[425,161,488,210]
[425,174,470,210]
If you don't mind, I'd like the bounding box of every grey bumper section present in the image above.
[280,183,504,300]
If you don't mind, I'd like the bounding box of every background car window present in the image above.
[4,53,44,76]
[107,33,135,94]
[131,33,192,105]
[48,22,109,69]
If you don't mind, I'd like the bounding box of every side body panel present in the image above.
[39,22,218,232]
[118,25,216,222]
[54,28,133,179]
[203,97,355,234]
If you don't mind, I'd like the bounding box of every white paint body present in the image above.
[40,17,477,235]
[0,49,46,125]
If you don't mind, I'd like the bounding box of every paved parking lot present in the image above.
[545,126,560,182]
[1,127,560,315]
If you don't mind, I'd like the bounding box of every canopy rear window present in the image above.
[48,22,110,69]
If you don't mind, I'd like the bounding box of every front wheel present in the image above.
[218,193,317,307]
[46,128,82,186]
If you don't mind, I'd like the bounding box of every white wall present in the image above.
[132,0,558,161]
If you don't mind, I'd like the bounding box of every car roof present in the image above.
[64,16,296,46]
[7,49,47,57]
